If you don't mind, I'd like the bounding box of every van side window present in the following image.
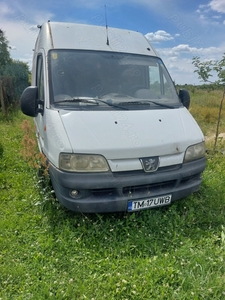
[36,55,44,101]
[149,65,161,96]
[149,64,176,99]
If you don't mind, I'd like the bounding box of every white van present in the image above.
[21,21,206,213]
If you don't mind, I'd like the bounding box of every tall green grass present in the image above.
[190,89,225,139]
[0,91,225,299]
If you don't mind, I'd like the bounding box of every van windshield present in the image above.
[49,50,181,109]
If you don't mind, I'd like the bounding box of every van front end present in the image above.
[20,22,206,213]
[49,155,206,213]
[46,103,206,213]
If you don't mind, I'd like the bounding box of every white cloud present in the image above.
[1,18,39,68]
[199,14,206,20]
[209,0,225,13]
[159,44,223,57]
[0,1,54,68]
[156,42,225,84]
[145,30,174,43]
[168,56,178,62]
[0,2,14,17]
[197,1,225,25]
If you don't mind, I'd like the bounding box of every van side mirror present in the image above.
[20,86,41,117]
[179,89,190,109]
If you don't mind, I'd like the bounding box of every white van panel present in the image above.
[46,22,158,56]
[59,107,203,162]
[108,153,185,172]
[38,109,72,166]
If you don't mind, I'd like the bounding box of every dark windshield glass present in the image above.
[49,50,180,109]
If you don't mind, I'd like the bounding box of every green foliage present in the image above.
[0,29,11,72]
[192,56,213,83]
[192,54,225,153]
[2,60,30,102]
[0,142,3,158]
[0,108,225,299]
[0,30,30,118]
[192,54,225,85]
[213,53,225,85]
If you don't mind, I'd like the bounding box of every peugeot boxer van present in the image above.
[20,21,206,213]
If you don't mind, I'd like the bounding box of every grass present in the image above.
[189,88,225,138]
[1,90,225,299]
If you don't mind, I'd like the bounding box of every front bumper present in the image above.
[49,157,206,213]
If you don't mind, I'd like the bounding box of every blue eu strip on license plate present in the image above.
[128,195,172,212]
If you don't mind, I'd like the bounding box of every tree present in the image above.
[0,29,11,73]
[192,54,225,153]
[0,30,30,117]
[0,29,12,116]
[3,60,30,101]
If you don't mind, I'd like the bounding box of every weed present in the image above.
[0,142,3,158]
[20,119,49,176]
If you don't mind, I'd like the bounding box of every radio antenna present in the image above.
[105,5,109,46]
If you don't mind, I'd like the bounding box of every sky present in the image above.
[1,0,225,84]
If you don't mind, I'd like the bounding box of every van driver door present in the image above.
[35,54,45,153]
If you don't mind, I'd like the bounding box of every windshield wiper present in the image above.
[55,97,99,104]
[147,100,175,109]
[118,100,175,109]
[96,98,129,110]
[55,97,129,110]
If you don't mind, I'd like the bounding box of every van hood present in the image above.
[59,108,204,159]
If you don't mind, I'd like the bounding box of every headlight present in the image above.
[184,142,205,163]
[59,153,110,172]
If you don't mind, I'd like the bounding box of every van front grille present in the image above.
[123,180,176,197]
[113,164,181,177]
[91,188,117,198]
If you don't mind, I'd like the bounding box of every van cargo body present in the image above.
[20,22,206,213]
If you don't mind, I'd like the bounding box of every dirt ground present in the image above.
[205,132,225,142]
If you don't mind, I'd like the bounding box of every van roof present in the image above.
[35,21,158,56]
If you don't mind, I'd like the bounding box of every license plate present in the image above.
[128,194,172,211]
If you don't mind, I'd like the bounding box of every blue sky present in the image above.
[1,0,225,84]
